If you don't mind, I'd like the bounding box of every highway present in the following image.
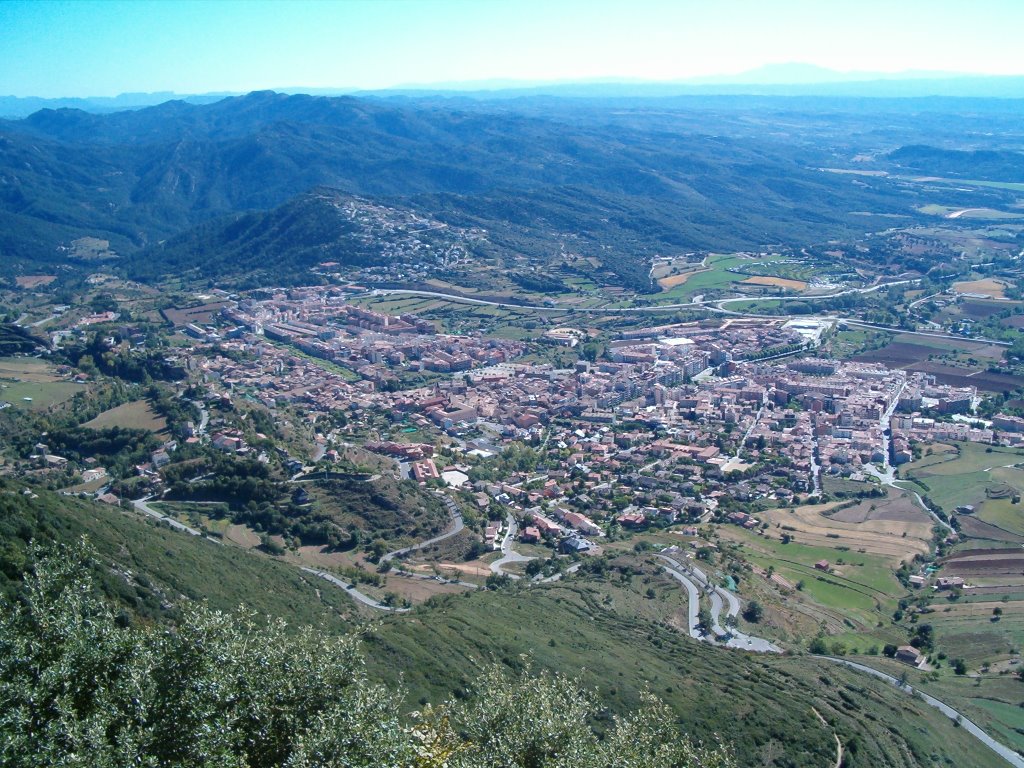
[362,282,1012,347]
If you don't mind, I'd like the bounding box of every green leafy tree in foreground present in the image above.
[0,541,733,768]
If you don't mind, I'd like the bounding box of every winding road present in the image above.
[656,553,781,653]
[381,492,465,562]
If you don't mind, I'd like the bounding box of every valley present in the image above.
[2,87,1024,767]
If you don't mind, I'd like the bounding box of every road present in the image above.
[730,405,764,462]
[862,379,905,486]
[364,284,1012,348]
[819,657,1024,768]
[131,496,224,544]
[382,492,465,562]
[657,558,701,639]
[490,512,536,578]
[300,567,410,613]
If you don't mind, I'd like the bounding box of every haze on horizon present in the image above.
[2,0,1024,98]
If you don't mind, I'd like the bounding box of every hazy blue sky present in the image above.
[2,0,1023,97]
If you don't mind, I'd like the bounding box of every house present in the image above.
[484,524,500,547]
[895,646,923,666]
[520,526,541,544]
[562,511,601,536]
[908,575,927,588]
[81,467,108,483]
[411,458,440,483]
[936,576,965,590]
[616,512,646,529]
[559,536,595,555]
[814,560,830,572]
[212,433,246,453]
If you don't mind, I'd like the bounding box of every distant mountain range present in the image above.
[3,64,1023,118]
[1,89,936,287]
[2,88,1021,289]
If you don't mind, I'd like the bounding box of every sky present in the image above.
[1,0,1023,98]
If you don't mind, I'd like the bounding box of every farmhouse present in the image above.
[895,646,923,666]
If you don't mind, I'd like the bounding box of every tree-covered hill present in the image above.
[1,91,933,285]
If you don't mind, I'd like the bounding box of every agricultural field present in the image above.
[82,399,168,433]
[653,254,750,301]
[656,270,701,289]
[717,522,913,649]
[953,278,1012,299]
[14,275,57,289]
[956,298,1021,320]
[741,275,807,291]
[901,442,1024,525]
[162,300,235,327]
[758,490,934,563]
[852,333,1016,391]
[0,357,81,411]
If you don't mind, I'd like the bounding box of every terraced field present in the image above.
[758,490,935,563]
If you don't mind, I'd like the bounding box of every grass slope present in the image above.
[366,578,1007,768]
[0,481,356,631]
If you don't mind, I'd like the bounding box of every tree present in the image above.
[741,600,763,624]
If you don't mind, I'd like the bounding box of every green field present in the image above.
[0,379,81,410]
[717,526,912,652]
[905,176,1024,193]
[903,443,1024,519]
[918,204,1024,220]
[863,655,1024,755]
[0,481,360,630]
[653,254,750,301]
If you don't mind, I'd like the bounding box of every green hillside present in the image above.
[0,480,357,630]
[0,482,1012,767]
[368,577,1008,768]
